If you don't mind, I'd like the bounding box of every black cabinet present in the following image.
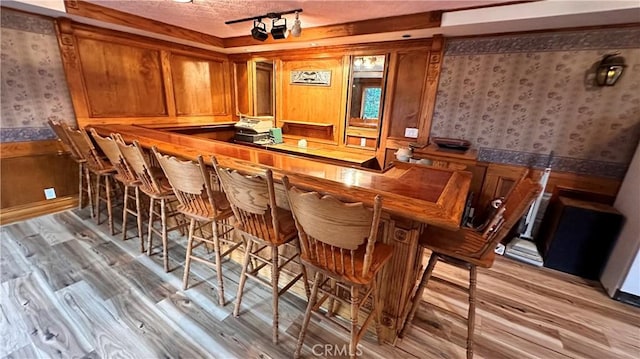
[537,197,623,280]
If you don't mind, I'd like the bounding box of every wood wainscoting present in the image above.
[0,140,79,225]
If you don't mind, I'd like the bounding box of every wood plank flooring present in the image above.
[1,209,638,358]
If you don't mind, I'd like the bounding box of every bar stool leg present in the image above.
[105,176,114,235]
[271,245,280,344]
[135,188,143,249]
[294,240,311,299]
[467,265,477,359]
[327,279,337,317]
[399,253,439,338]
[122,185,130,241]
[147,198,156,255]
[160,198,169,272]
[182,218,196,290]
[234,237,253,316]
[372,277,384,344]
[95,174,102,225]
[212,221,225,306]
[294,271,321,359]
[78,163,85,211]
[349,285,360,359]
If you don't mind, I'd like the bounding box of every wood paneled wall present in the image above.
[0,140,79,224]
[56,19,232,128]
[277,56,348,144]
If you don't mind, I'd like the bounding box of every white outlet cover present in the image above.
[360,138,367,147]
[44,188,56,200]
[404,128,419,138]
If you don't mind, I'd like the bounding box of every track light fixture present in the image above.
[225,9,303,41]
[251,20,268,41]
[271,18,288,39]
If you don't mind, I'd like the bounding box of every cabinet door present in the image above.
[384,50,430,140]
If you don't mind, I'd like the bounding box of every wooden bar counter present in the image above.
[92,124,472,341]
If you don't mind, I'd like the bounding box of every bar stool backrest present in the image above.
[47,119,81,161]
[115,138,164,195]
[63,125,108,171]
[466,170,541,260]
[284,175,383,277]
[153,150,222,219]
[89,129,136,183]
[211,157,280,242]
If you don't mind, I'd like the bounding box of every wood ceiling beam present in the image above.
[63,0,224,48]
[222,11,442,48]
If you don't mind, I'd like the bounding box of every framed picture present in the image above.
[290,70,331,86]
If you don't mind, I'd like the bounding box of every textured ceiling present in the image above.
[89,0,516,38]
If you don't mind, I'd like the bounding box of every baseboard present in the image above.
[0,196,79,225]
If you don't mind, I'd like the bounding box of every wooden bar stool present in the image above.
[212,157,310,344]
[90,129,143,242]
[116,140,185,269]
[153,150,237,304]
[47,120,91,216]
[283,176,393,359]
[399,172,541,359]
[64,125,117,234]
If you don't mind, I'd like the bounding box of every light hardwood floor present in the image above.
[1,209,638,358]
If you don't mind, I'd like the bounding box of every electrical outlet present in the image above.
[404,128,419,138]
[360,138,367,147]
[44,188,56,200]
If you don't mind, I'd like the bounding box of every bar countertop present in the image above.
[92,124,472,230]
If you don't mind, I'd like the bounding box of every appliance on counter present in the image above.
[601,141,640,307]
[234,115,274,145]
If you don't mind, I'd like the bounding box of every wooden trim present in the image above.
[160,51,177,117]
[56,18,91,120]
[67,23,229,61]
[448,22,640,42]
[418,34,443,144]
[0,196,78,225]
[223,11,441,48]
[0,140,67,159]
[231,39,434,62]
[63,0,224,47]
[75,115,235,128]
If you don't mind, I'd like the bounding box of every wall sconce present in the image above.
[225,9,303,41]
[251,20,269,41]
[595,54,626,86]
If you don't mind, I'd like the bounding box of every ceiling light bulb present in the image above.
[290,11,302,37]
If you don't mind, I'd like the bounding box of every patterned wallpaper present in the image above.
[432,27,640,178]
[1,9,76,142]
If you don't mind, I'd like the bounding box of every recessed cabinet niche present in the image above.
[277,56,346,143]
[344,54,387,150]
[232,59,274,117]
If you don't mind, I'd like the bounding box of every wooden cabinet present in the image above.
[379,35,443,158]
[232,60,250,117]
